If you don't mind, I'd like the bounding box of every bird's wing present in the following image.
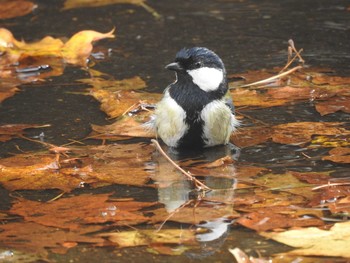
[223,90,235,115]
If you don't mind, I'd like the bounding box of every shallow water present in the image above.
[1,0,350,262]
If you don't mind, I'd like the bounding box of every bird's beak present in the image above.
[165,62,183,71]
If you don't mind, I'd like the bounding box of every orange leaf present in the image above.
[62,28,115,64]
[0,0,36,20]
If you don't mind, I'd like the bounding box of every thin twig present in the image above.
[312,182,350,190]
[239,65,303,88]
[151,139,211,191]
[288,39,305,64]
[47,191,65,203]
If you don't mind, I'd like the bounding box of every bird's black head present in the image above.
[166,47,227,94]
[166,47,225,73]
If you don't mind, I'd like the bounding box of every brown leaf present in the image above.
[0,222,104,257]
[91,114,155,139]
[0,0,36,20]
[315,96,350,116]
[236,210,324,232]
[289,171,331,185]
[0,143,155,191]
[10,194,154,230]
[272,122,349,145]
[322,147,350,163]
[230,126,272,147]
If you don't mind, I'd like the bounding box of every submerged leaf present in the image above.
[101,229,196,248]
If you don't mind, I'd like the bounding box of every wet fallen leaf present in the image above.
[261,221,350,257]
[0,27,115,66]
[62,28,115,64]
[289,171,331,185]
[0,123,49,142]
[328,196,350,214]
[0,0,36,20]
[0,222,104,258]
[100,229,196,247]
[10,194,153,229]
[88,86,158,119]
[0,143,155,191]
[236,210,324,232]
[230,126,272,148]
[311,134,350,148]
[91,113,155,139]
[315,96,350,116]
[322,147,350,163]
[0,83,19,103]
[272,122,349,145]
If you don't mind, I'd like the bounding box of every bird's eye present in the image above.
[194,62,202,68]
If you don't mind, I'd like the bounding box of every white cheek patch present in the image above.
[188,67,224,92]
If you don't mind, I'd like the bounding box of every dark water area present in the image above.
[1,0,350,262]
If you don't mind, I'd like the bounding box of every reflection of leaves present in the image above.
[100,229,196,248]
[0,0,36,20]
[262,221,350,257]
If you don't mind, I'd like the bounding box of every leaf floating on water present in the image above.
[0,143,155,191]
[261,221,350,257]
[10,194,154,229]
[271,122,350,145]
[91,114,155,139]
[315,96,350,116]
[323,147,350,164]
[0,0,36,20]
[0,221,104,258]
[0,27,115,66]
[62,28,115,65]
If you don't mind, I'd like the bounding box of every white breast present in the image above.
[154,91,188,147]
[187,67,224,92]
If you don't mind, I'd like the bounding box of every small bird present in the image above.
[150,47,239,149]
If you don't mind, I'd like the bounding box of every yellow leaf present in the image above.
[262,221,350,257]
[62,28,115,64]
[100,229,196,247]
